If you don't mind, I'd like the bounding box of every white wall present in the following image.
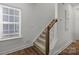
[0,3,55,54]
[50,3,73,55]
[72,5,79,40]
[50,4,58,50]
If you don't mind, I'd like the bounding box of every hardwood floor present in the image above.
[59,40,79,55]
[8,40,79,55]
[8,46,44,55]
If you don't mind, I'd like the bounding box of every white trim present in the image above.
[19,8,21,38]
[0,4,20,11]
[49,3,58,50]
[0,4,21,41]
[55,3,58,19]
[2,22,19,24]
[2,33,19,35]
[0,36,22,41]
[3,13,20,17]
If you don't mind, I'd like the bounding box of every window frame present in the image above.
[0,4,22,41]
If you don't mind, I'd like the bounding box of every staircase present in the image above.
[33,19,58,55]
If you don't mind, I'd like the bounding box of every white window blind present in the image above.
[0,5,21,41]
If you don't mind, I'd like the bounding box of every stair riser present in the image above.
[33,43,46,54]
[40,34,46,38]
[37,39,46,46]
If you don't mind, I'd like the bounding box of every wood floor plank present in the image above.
[8,46,44,55]
[8,40,79,55]
[28,47,37,55]
[24,48,33,55]
[32,46,44,55]
[59,40,79,55]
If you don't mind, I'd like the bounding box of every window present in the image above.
[0,5,21,41]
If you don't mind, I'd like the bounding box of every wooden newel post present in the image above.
[46,26,50,55]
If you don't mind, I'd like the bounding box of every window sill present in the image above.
[0,36,22,41]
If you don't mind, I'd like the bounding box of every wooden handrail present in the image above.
[48,19,58,30]
[45,19,58,55]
